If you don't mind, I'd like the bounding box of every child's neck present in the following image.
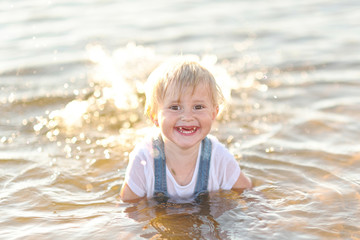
[165,144,200,164]
[163,141,201,186]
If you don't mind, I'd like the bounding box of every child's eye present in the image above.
[169,105,181,110]
[194,105,204,110]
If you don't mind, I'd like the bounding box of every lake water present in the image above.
[1,0,360,239]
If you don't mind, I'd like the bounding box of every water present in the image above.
[1,0,360,239]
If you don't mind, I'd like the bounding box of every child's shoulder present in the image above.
[207,134,226,150]
[129,134,154,159]
[207,134,235,160]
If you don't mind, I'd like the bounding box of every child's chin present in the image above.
[173,135,202,148]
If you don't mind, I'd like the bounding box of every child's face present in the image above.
[154,83,218,150]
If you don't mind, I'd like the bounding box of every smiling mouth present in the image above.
[176,126,198,135]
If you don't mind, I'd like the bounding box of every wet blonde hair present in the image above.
[144,58,224,119]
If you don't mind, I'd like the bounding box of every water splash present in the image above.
[29,43,247,141]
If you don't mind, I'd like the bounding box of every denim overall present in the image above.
[152,135,212,203]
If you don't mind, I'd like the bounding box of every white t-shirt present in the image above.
[124,134,241,201]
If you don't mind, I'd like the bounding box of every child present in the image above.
[120,58,252,202]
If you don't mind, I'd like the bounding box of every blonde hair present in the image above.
[144,58,224,119]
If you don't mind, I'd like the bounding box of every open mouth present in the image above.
[176,126,198,135]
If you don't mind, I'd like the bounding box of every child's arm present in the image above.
[120,141,149,202]
[120,182,144,202]
[232,171,252,190]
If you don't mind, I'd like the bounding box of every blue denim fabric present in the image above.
[193,137,212,198]
[152,135,212,203]
[152,135,169,203]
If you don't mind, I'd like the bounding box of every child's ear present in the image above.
[212,105,219,120]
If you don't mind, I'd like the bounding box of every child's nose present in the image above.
[181,108,193,120]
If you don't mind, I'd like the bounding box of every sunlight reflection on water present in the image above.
[1,0,360,239]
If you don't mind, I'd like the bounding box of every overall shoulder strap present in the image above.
[194,137,212,202]
[152,135,169,203]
